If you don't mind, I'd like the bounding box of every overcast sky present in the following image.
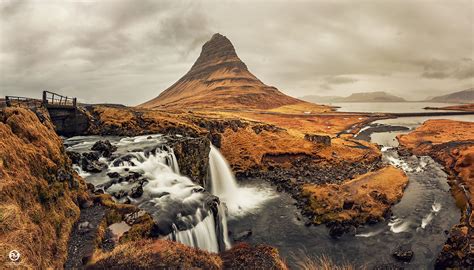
[1,0,473,105]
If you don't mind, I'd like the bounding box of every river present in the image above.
[65,112,472,269]
[230,114,472,269]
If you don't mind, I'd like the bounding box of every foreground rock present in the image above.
[88,239,222,269]
[0,107,88,268]
[398,119,474,268]
[87,239,288,270]
[301,166,408,236]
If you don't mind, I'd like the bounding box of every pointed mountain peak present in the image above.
[190,33,244,72]
[139,33,305,110]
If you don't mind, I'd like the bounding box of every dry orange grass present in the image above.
[398,119,474,148]
[0,108,87,268]
[302,166,408,224]
[228,111,371,136]
[268,101,333,114]
[89,239,222,269]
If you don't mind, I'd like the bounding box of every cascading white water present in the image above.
[167,205,231,252]
[209,145,239,197]
[209,145,275,217]
[67,135,231,253]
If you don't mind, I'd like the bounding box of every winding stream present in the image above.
[230,115,473,269]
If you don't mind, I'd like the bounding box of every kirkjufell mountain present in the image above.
[139,33,315,110]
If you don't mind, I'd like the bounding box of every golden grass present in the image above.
[0,108,87,268]
[398,119,474,149]
[294,253,359,270]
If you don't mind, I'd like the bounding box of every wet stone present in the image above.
[392,245,414,262]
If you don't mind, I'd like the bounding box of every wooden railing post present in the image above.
[42,91,47,105]
[73,98,77,107]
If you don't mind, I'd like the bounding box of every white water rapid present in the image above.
[66,135,231,253]
[208,145,275,218]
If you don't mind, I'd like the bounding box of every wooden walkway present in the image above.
[4,91,77,109]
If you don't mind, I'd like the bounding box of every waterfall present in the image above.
[209,145,239,198]
[167,210,220,252]
[167,206,231,252]
[67,135,231,253]
[209,145,276,217]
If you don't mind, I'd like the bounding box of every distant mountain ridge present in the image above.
[300,91,406,103]
[139,33,309,110]
[427,88,474,103]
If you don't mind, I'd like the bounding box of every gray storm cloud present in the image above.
[0,0,472,104]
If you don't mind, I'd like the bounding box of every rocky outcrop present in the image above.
[168,136,211,187]
[301,166,408,235]
[0,107,88,268]
[304,134,331,146]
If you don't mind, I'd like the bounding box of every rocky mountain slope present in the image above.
[139,33,320,111]
[300,91,406,103]
[427,88,474,103]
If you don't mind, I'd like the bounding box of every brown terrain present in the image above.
[398,119,474,268]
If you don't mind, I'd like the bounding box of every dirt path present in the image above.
[65,204,106,269]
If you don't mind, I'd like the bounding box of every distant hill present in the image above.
[300,91,406,103]
[427,88,474,103]
[139,33,318,111]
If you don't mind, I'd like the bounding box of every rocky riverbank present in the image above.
[398,119,474,268]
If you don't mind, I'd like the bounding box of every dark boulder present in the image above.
[112,154,136,167]
[82,158,107,173]
[130,185,143,198]
[67,151,82,165]
[83,151,101,161]
[107,172,121,179]
[91,140,117,158]
[392,245,414,262]
[304,134,331,146]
